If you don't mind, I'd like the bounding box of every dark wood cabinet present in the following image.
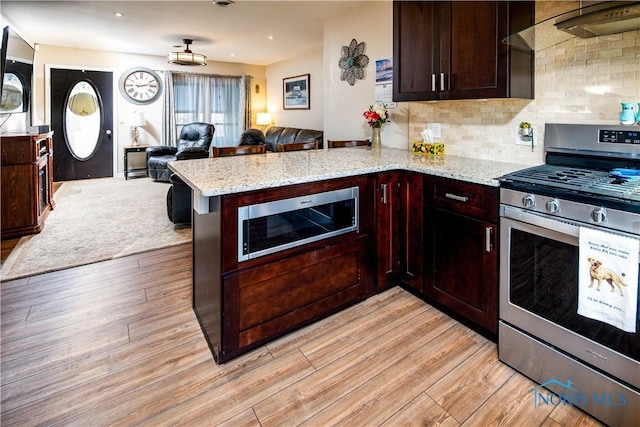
[400,172,424,293]
[192,169,501,363]
[192,176,376,363]
[423,176,499,335]
[222,236,371,358]
[393,0,534,102]
[1,132,55,238]
[376,171,400,289]
[376,171,424,292]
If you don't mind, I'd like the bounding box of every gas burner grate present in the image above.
[590,179,640,202]
[503,165,640,202]
[505,165,607,190]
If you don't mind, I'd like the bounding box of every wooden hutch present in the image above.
[1,131,55,238]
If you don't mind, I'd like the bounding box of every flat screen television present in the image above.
[1,26,34,115]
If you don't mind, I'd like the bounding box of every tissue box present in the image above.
[411,141,445,156]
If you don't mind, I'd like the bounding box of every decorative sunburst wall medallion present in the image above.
[339,38,369,86]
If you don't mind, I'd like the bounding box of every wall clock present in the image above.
[118,67,163,105]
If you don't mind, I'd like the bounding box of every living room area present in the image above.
[1,1,403,279]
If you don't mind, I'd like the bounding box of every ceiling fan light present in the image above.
[167,51,207,66]
[167,39,207,66]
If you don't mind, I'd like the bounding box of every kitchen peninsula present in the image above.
[169,147,528,363]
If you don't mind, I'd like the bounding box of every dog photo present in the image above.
[587,257,629,296]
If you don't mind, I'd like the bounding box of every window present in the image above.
[173,73,245,147]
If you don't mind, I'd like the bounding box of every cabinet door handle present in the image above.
[431,74,437,92]
[440,73,446,91]
[381,183,388,204]
[445,193,468,203]
[485,227,493,252]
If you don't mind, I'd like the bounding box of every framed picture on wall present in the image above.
[283,74,310,110]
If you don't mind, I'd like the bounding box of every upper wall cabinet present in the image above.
[392,1,535,102]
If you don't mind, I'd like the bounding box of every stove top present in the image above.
[503,164,640,203]
[500,123,640,213]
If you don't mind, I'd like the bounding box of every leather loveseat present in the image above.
[263,126,323,152]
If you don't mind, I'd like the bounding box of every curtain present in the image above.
[162,70,177,147]
[169,72,250,147]
[242,75,251,131]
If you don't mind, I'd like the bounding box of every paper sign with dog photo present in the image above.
[578,227,639,333]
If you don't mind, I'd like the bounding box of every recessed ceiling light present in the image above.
[230,53,235,57]
[268,35,274,40]
[114,12,123,17]
[213,0,235,7]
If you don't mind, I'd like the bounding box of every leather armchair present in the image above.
[239,128,266,146]
[166,173,191,227]
[147,122,215,182]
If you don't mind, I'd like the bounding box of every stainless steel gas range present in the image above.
[498,123,639,427]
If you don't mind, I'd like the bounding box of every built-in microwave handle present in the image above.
[445,192,468,203]
[381,183,388,204]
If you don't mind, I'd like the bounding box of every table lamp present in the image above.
[256,112,272,133]
[130,112,146,145]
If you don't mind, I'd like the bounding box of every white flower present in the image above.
[373,104,387,117]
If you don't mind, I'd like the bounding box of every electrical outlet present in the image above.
[515,126,537,147]
[427,122,441,139]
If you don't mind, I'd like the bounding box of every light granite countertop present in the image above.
[168,147,532,197]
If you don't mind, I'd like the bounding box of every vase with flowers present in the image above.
[363,104,390,148]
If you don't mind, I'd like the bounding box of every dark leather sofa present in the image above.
[263,126,323,152]
[146,122,215,182]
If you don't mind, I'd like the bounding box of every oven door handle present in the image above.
[501,205,581,237]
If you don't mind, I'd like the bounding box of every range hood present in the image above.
[503,1,640,51]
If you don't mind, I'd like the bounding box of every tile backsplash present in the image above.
[409,30,640,166]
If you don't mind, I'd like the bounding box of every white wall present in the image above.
[322,1,408,149]
[30,44,266,176]
[264,1,408,149]
[264,46,323,132]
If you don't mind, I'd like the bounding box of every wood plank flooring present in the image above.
[1,243,603,426]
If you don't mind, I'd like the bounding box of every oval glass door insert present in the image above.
[65,81,101,160]
[1,73,24,112]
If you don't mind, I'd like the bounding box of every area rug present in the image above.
[1,177,191,281]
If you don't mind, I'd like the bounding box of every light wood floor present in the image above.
[1,243,603,426]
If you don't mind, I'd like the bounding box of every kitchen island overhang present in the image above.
[168,147,530,207]
[169,147,529,363]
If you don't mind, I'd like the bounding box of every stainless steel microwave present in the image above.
[237,186,359,261]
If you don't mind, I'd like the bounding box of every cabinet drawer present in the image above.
[425,176,498,222]
[223,235,372,353]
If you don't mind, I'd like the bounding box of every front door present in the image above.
[51,68,113,181]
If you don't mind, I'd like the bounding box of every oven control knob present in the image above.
[546,199,560,213]
[522,194,536,208]
[591,208,607,223]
